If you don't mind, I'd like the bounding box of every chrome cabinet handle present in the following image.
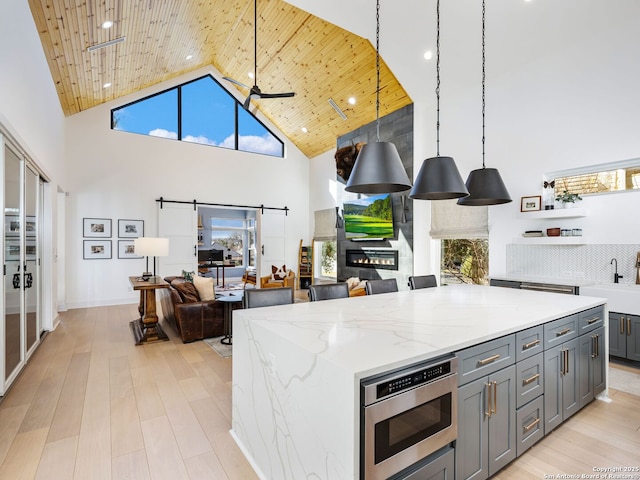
[523,417,540,432]
[478,354,500,366]
[556,328,571,337]
[522,339,540,350]
[591,335,597,358]
[523,373,540,386]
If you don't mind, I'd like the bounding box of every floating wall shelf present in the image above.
[520,208,588,219]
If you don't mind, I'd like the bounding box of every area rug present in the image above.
[203,336,232,358]
[609,365,640,397]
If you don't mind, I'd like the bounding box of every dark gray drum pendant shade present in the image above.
[457,167,511,205]
[409,156,469,200]
[345,142,412,194]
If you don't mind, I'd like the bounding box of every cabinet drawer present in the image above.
[516,395,544,457]
[457,334,516,386]
[579,305,605,334]
[516,326,544,362]
[544,314,578,349]
[516,353,544,409]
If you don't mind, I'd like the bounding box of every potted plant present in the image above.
[555,190,582,208]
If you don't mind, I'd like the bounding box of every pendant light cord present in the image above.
[435,0,441,156]
[375,0,381,142]
[482,0,486,169]
[253,0,258,85]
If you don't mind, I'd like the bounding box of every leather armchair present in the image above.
[159,276,224,342]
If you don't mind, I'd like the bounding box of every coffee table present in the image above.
[219,292,244,345]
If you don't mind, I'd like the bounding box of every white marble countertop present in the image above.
[234,284,605,379]
[230,285,606,480]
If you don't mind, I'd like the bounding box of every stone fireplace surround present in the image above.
[336,104,414,288]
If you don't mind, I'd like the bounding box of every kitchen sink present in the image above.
[580,283,640,315]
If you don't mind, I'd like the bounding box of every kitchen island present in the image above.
[231,285,607,480]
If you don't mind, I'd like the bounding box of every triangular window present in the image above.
[111,75,284,157]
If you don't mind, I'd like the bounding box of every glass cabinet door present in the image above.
[4,142,22,382]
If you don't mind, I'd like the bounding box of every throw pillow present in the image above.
[193,274,215,301]
[182,270,195,282]
[346,277,360,290]
[172,279,200,303]
[271,264,287,281]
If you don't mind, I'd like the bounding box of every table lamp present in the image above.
[134,237,169,281]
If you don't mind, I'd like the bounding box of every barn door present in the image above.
[258,209,287,280]
[158,202,197,277]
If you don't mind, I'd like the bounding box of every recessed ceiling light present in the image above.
[301,127,308,133]
[101,21,113,29]
[103,82,112,89]
[186,54,193,60]
[348,97,356,105]
[424,50,433,60]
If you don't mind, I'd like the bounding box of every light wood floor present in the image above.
[0,303,639,480]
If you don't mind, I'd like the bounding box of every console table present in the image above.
[129,276,170,345]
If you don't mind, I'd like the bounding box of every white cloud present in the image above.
[147,130,281,156]
[148,128,178,139]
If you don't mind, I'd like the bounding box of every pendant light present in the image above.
[345,0,412,194]
[457,0,511,206]
[409,0,468,201]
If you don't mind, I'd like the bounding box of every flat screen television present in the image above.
[343,193,394,240]
[197,249,224,263]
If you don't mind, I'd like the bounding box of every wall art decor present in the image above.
[118,219,144,238]
[83,218,112,238]
[118,239,142,259]
[520,196,541,212]
[83,240,112,259]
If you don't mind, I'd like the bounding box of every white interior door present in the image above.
[158,202,197,278]
[258,209,287,280]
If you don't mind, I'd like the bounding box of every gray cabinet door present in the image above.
[455,366,516,480]
[487,365,516,477]
[578,333,595,408]
[456,378,488,480]
[543,337,579,433]
[592,327,606,398]
[609,312,627,358]
[561,338,580,422]
[543,344,562,433]
[627,315,640,362]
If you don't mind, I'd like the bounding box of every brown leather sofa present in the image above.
[158,276,224,343]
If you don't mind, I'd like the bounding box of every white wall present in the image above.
[0,0,67,328]
[64,66,310,308]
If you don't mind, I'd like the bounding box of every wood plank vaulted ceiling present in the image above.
[28,0,412,158]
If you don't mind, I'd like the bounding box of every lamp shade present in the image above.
[457,167,512,206]
[345,142,412,194]
[134,237,169,257]
[409,156,470,200]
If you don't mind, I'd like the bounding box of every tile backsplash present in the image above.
[506,244,640,284]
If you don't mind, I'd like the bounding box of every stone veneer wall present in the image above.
[506,244,640,285]
[336,104,414,289]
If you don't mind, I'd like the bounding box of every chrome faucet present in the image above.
[611,258,623,283]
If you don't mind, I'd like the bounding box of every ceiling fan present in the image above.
[224,0,295,110]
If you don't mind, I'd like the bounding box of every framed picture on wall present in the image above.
[118,219,144,238]
[83,240,112,259]
[118,240,142,259]
[4,215,20,236]
[83,218,112,238]
[520,196,541,212]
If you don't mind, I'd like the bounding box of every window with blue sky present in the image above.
[111,75,284,157]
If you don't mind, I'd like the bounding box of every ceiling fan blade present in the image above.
[223,76,251,90]
[259,92,296,99]
[243,95,252,110]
